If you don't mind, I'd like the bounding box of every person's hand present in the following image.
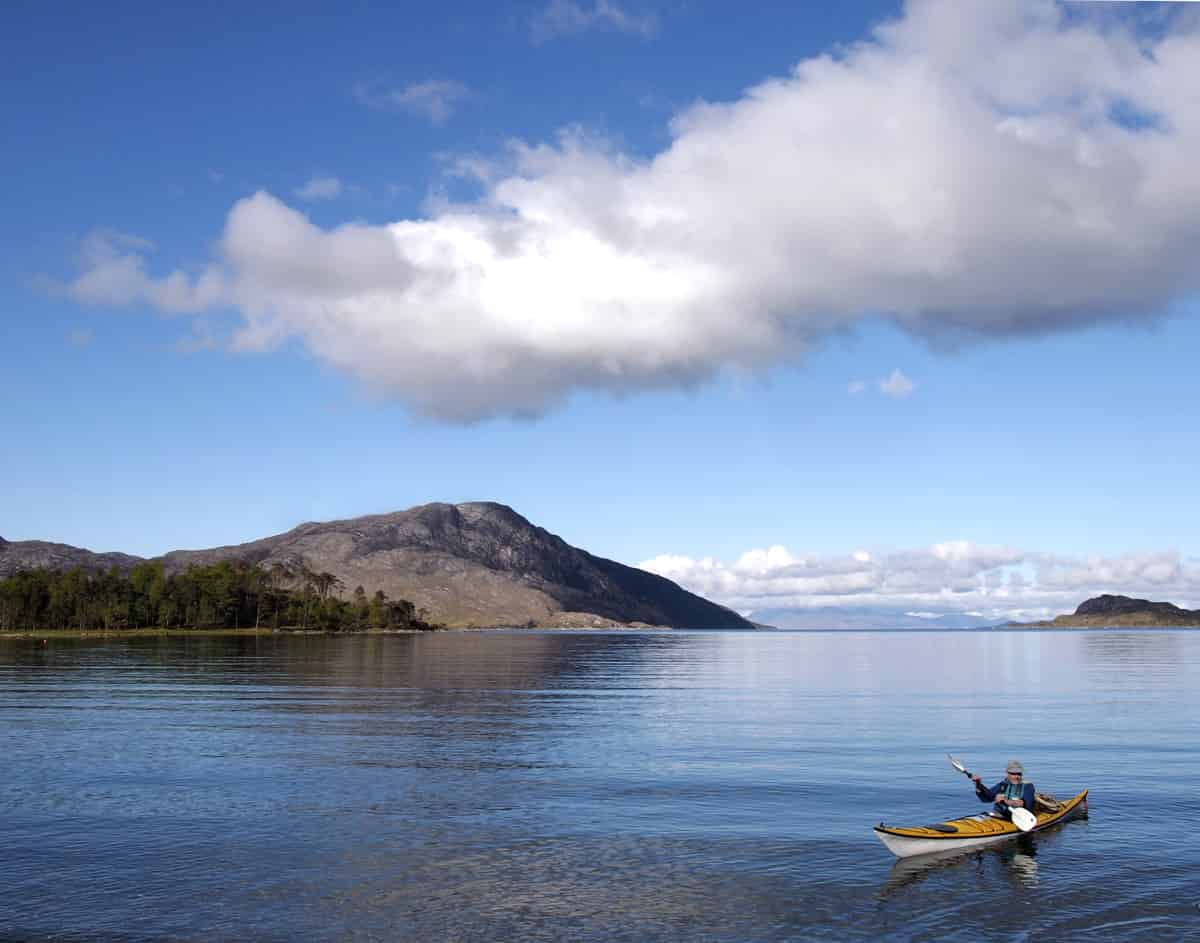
[972,775,982,784]
[996,797,1011,806]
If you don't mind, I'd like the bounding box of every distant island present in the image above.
[1013,594,1200,628]
[0,502,755,633]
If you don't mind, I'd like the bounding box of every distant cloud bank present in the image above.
[639,543,1200,623]
[64,0,1200,421]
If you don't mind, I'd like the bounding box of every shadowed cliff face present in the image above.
[1,503,754,629]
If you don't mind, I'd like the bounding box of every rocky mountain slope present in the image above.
[0,535,143,577]
[1,503,755,629]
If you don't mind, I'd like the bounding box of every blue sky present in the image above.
[3,1,1200,621]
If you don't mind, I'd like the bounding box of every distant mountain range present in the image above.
[746,606,999,630]
[1016,594,1200,628]
[0,503,755,630]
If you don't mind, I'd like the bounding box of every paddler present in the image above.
[973,759,1036,819]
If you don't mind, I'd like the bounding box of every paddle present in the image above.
[947,755,1036,832]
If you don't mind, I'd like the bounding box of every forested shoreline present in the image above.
[0,561,438,633]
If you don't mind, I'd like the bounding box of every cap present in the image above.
[1006,759,1024,774]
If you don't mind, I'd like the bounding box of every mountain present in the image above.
[1017,594,1200,628]
[0,536,143,577]
[1,503,755,630]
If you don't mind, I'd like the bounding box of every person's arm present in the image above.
[974,778,1001,802]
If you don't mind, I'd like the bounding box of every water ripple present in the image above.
[1,630,1198,941]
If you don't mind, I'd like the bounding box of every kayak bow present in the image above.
[874,789,1088,859]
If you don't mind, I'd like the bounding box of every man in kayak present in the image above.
[973,759,1036,819]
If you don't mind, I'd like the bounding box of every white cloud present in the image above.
[531,0,659,44]
[639,543,1200,622]
[295,176,343,201]
[879,368,915,398]
[66,229,224,314]
[66,2,1200,421]
[1035,551,1196,592]
[355,79,470,125]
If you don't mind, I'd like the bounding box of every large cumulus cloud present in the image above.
[67,1,1200,420]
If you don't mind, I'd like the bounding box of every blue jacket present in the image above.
[977,779,1035,812]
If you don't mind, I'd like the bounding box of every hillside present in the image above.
[1017,594,1200,628]
[1,503,754,630]
[0,535,143,577]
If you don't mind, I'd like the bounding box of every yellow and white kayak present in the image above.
[874,789,1089,859]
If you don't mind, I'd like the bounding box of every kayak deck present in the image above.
[874,789,1088,858]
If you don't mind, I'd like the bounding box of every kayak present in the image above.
[874,789,1089,859]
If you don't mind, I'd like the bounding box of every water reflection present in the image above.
[0,630,1195,942]
[1008,850,1039,887]
[2,630,702,713]
[880,832,1046,897]
[1080,630,1184,679]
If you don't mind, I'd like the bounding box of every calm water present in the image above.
[1,629,1197,942]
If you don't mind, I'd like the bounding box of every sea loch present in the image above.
[1,629,1196,941]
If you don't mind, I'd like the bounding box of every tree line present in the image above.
[0,560,438,633]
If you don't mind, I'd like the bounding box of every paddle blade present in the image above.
[947,754,969,775]
[1011,807,1037,832]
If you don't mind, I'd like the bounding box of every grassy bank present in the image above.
[0,627,439,640]
[0,627,280,640]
